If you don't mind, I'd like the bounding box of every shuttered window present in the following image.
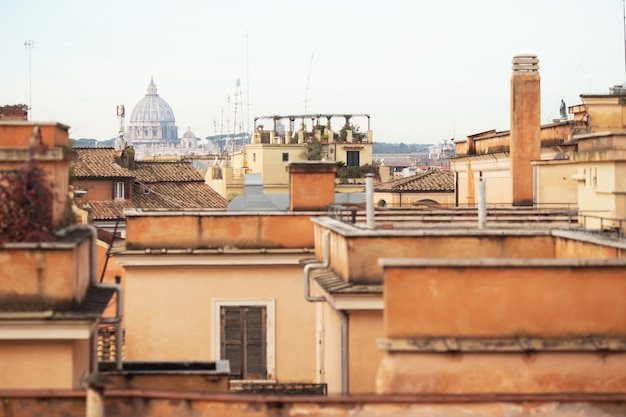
[113,181,124,200]
[220,306,267,380]
[347,150,360,167]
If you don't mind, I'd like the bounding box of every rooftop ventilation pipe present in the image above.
[366,173,375,229]
[478,171,486,229]
[303,230,349,394]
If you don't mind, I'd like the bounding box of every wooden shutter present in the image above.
[244,306,267,379]
[221,306,267,380]
[221,307,243,378]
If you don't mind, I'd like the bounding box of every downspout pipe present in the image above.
[55,224,124,372]
[304,231,330,302]
[303,230,349,394]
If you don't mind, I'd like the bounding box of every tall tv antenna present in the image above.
[24,40,34,120]
[623,0,626,81]
[233,79,242,152]
[303,53,314,129]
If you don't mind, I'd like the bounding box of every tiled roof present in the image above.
[134,161,204,183]
[313,268,382,295]
[72,148,227,214]
[77,200,135,220]
[73,148,134,178]
[375,169,454,192]
[132,182,228,209]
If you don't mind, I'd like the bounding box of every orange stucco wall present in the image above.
[2,392,624,417]
[0,341,79,389]
[383,263,626,338]
[327,232,555,284]
[554,235,625,258]
[125,213,315,250]
[0,237,91,310]
[0,123,72,227]
[348,311,384,393]
[0,123,69,147]
[74,179,115,201]
[97,240,124,320]
[377,351,626,394]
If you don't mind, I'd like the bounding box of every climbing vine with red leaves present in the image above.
[0,161,55,243]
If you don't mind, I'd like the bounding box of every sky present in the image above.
[2,0,625,144]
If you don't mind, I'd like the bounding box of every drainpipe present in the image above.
[478,171,486,229]
[303,230,349,394]
[303,231,330,303]
[55,224,124,372]
[365,173,375,229]
[533,164,538,210]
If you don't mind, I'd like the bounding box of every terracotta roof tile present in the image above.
[132,182,228,209]
[73,148,134,178]
[375,169,454,192]
[72,148,227,214]
[77,200,134,220]
[134,161,204,183]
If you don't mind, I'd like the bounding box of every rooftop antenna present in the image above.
[24,40,34,120]
[115,105,126,150]
[246,31,251,137]
[303,53,314,130]
[226,95,231,154]
[623,0,626,81]
[233,79,242,151]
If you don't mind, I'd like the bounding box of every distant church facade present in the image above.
[126,77,179,146]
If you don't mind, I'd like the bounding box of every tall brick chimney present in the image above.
[510,54,541,206]
[287,161,337,211]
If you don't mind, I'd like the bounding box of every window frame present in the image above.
[212,298,275,381]
[346,150,360,167]
[113,181,125,200]
[282,152,289,162]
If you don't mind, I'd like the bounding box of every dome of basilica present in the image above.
[127,77,179,145]
[182,126,196,139]
[129,77,175,123]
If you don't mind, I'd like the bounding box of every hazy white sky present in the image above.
[2,0,625,143]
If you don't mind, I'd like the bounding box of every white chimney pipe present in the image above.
[366,173,375,229]
[478,171,486,229]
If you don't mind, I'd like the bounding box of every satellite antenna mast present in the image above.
[115,105,126,151]
[246,31,251,137]
[623,0,626,81]
[24,40,34,120]
[303,53,314,130]
[233,79,241,151]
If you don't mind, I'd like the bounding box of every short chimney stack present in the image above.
[287,161,337,211]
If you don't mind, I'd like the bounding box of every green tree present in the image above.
[300,140,322,161]
[339,124,366,141]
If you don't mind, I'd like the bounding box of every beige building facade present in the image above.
[206,114,374,201]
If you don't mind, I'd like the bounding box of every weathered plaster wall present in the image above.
[123,264,316,383]
[377,352,626,394]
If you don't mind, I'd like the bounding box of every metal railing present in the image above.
[326,203,626,238]
[578,213,625,237]
[236,383,327,395]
